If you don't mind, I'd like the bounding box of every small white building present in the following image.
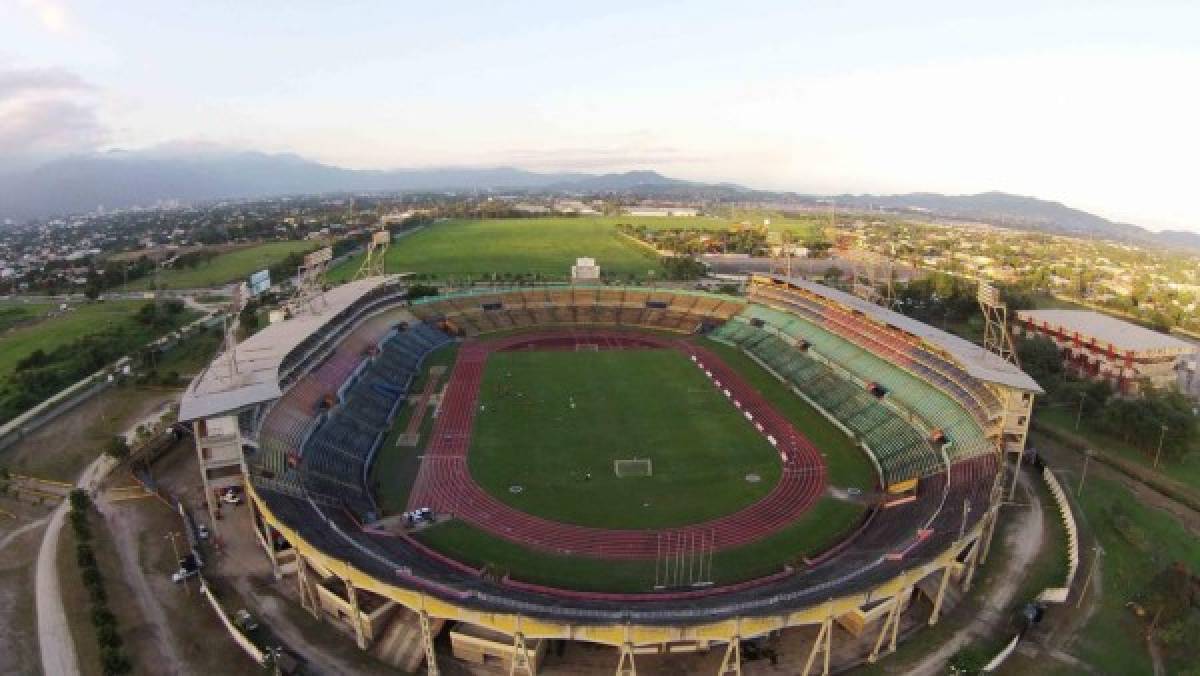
[626,207,699,217]
[571,257,601,282]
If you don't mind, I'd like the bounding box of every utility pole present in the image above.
[1077,449,1093,497]
[1076,544,1104,608]
[1153,424,1168,468]
[165,531,190,595]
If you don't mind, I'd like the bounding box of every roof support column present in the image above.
[868,595,902,663]
[802,615,833,676]
[417,609,439,676]
[345,578,367,650]
[717,636,741,675]
[295,554,319,619]
[509,631,535,676]
[615,642,637,676]
[928,563,954,626]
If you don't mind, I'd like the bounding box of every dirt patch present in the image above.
[0,507,45,675]
[0,385,181,482]
[95,465,261,676]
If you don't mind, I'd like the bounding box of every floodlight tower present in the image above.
[353,229,390,281]
[978,280,1026,502]
[287,246,332,316]
[222,282,246,379]
[978,281,1019,366]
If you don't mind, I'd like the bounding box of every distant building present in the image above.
[571,257,600,282]
[625,207,699,217]
[1015,309,1197,394]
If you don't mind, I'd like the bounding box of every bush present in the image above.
[81,566,104,590]
[100,646,132,676]
[95,622,121,648]
[76,543,96,568]
[68,510,91,540]
[103,436,130,461]
[90,606,116,630]
[68,488,91,512]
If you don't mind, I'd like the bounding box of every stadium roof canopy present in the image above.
[179,276,397,421]
[772,275,1044,392]
[1015,309,1197,356]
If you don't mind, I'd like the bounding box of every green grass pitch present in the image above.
[468,348,782,529]
[329,217,661,283]
[124,240,316,290]
[404,333,876,593]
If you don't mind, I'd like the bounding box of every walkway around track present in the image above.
[406,330,828,559]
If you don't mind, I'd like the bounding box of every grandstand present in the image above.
[180,276,1042,675]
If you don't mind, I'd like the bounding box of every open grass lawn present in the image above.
[153,326,224,377]
[1070,477,1200,675]
[124,240,315,290]
[0,302,52,333]
[0,300,155,381]
[329,218,661,283]
[417,498,864,593]
[371,343,459,514]
[468,348,782,529]
[1037,406,1200,497]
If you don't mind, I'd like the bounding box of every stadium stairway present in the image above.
[370,607,443,673]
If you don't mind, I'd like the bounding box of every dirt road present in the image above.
[905,473,1045,675]
[35,455,115,676]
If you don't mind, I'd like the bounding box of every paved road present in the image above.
[35,455,116,676]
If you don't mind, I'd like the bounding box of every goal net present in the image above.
[613,458,653,478]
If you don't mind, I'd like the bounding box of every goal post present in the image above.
[613,458,653,478]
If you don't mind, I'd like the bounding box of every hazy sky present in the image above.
[3,1,1199,230]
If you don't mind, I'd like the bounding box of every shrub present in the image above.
[90,606,116,630]
[100,646,132,676]
[68,488,91,512]
[76,543,95,568]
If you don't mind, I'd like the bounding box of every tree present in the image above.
[103,436,130,461]
[1016,336,1063,386]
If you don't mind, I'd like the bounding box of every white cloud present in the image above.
[19,0,74,36]
[0,66,104,164]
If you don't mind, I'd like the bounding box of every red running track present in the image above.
[406,329,827,560]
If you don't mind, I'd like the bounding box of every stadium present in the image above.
[179,271,1041,675]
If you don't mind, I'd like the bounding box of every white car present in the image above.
[172,567,199,583]
[197,525,210,540]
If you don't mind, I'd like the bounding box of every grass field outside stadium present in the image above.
[0,300,164,381]
[328,216,830,283]
[123,240,316,290]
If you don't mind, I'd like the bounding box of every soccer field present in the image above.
[124,240,316,290]
[328,217,661,282]
[468,348,783,529]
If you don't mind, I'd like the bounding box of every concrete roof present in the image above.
[179,276,398,421]
[1016,309,1197,355]
[771,275,1044,392]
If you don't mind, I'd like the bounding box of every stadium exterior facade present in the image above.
[180,274,1041,674]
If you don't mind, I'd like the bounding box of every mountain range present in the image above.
[0,149,1195,249]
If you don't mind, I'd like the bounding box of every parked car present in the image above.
[233,608,259,632]
[197,524,210,540]
[220,488,244,505]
